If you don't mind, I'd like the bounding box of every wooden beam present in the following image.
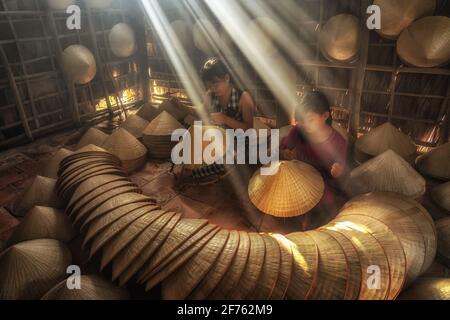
[45,8,81,126]
[0,45,33,140]
[349,0,370,138]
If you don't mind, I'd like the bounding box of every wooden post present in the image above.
[84,1,114,116]
[349,0,370,138]
[387,55,398,122]
[133,1,151,103]
[438,84,450,145]
[45,8,81,126]
[0,45,33,140]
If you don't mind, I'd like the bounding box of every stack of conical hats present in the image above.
[42,275,129,300]
[373,0,436,39]
[158,99,189,122]
[142,111,185,159]
[42,148,73,179]
[7,206,75,246]
[436,217,450,267]
[179,124,228,170]
[354,122,417,164]
[77,127,109,150]
[136,103,159,122]
[319,14,360,63]
[119,115,149,139]
[349,150,426,199]
[398,278,450,300]
[431,182,450,212]
[415,142,450,180]
[102,128,147,173]
[397,16,450,68]
[0,239,72,299]
[14,176,63,217]
[248,160,325,217]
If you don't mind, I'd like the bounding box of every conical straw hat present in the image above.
[0,239,71,300]
[398,278,450,300]
[431,182,450,212]
[416,142,450,181]
[143,111,184,137]
[248,160,325,218]
[42,275,129,300]
[246,234,281,300]
[319,14,360,63]
[115,212,181,286]
[109,23,136,58]
[188,230,240,300]
[304,230,348,300]
[162,229,230,300]
[136,103,159,122]
[373,0,436,39]
[159,99,189,121]
[397,16,450,67]
[436,218,450,267]
[208,231,251,299]
[350,150,426,199]
[61,45,96,85]
[269,234,294,300]
[119,115,149,139]
[142,224,220,291]
[332,215,407,300]
[77,128,109,150]
[42,148,73,179]
[102,128,147,172]
[14,176,63,217]
[355,122,416,162]
[8,206,75,246]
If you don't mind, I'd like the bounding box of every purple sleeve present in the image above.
[280,127,299,150]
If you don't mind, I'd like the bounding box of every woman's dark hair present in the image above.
[295,91,333,126]
[200,57,229,83]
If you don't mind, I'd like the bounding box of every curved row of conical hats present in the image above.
[43,148,439,300]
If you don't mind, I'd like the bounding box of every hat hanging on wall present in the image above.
[86,0,113,9]
[397,16,450,68]
[319,14,360,63]
[246,17,280,56]
[47,0,75,10]
[170,20,194,53]
[61,45,97,85]
[373,0,436,39]
[248,160,325,218]
[193,19,219,56]
[109,23,136,58]
[415,142,450,181]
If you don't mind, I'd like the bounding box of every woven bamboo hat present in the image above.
[303,230,348,300]
[162,229,230,300]
[188,230,240,300]
[102,128,147,173]
[86,0,112,9]
[354,122,416,164]
[8,206,75,246]
[398,278,450,300]
[269,234,294,300]
[373,0,436,39]
[14,176,63,217]
[119,115,149,139]
[349,150,426,199]
[47,0,75,10]
[416,142,450,181]
[159,99,190,122]
[319,14,360,63]
[42,275,128,300]
[136,103,159,122]
[208,231,250,299]
[77,128,109,149]
[61,45,96,85]
[397,16,450,67]
[0,239,71,300]
[114,212,181,286]
[109,23,136,58]
[42,148,73,179]
[180,124,228,170]
[432,182,450,212]
[436,218,450,267]
[248,160,325,218]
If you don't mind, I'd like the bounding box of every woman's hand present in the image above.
[281,148,296,161]
[210,113,228,126]
[330,162,345,178]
